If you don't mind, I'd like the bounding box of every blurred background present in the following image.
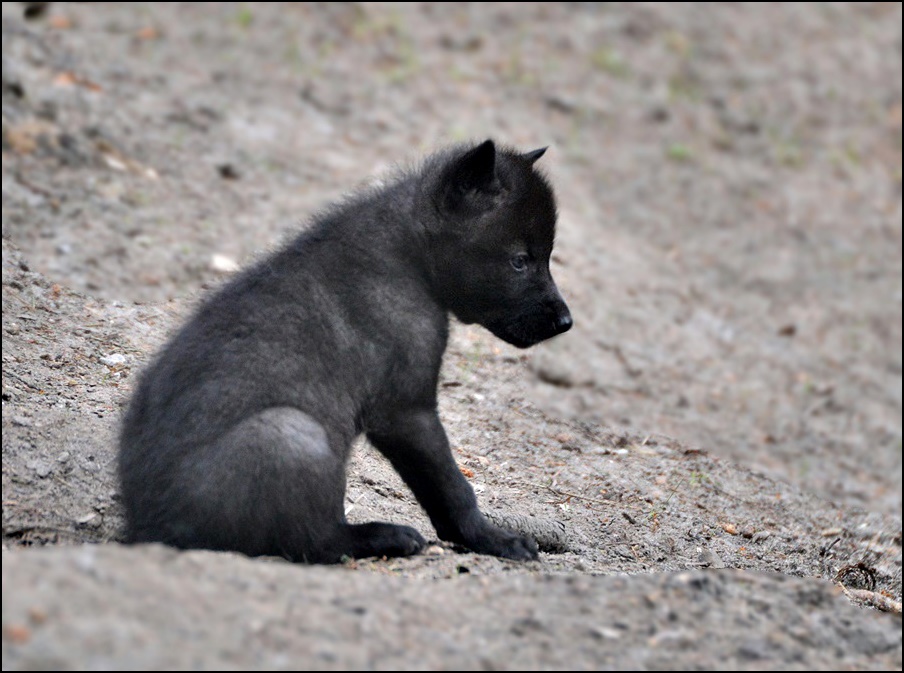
[3,2,901,517]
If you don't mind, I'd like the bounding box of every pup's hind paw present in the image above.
[346,522,426,559]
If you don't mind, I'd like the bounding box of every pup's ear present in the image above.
[449,139,498,192]
[523,146,548,164]
[441,139,501,213]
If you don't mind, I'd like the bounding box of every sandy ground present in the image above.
[2,3,902,669]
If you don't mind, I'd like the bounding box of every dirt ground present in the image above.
[2,2,901,669]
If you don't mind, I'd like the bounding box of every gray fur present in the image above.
[119,139,572,563]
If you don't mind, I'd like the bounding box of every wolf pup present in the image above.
[119,140,572,563]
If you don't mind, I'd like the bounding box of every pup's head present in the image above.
[423,139,572,348]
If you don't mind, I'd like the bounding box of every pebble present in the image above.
[26,460,52,478]
[533,360,578,388]
[100,354,126,367]
[75,512,101,528]
[588,625,622,640]
[720,522,739,535]
[210,254,240,273]
[697,548,726,569]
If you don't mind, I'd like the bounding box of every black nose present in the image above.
[553,311,573,335]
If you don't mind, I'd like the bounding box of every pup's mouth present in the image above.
[486,309,573,349]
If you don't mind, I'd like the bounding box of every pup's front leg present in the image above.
[367,409,538,561]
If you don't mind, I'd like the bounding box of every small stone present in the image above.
[211,254,240,273]
[720,522,739,535]
[777,323,797,337]
[100,353,126,367]
[27,607,48,625]
[533,361,577,388]
[24,3,51,20]
[217,163,240,180]
[738,640,769,660]
[75,512,101,528]
[697,548,726,568]
[2,624,31,645]
[27,460,52,478]
[588,625,622,640]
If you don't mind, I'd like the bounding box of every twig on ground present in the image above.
[838,585,902,614]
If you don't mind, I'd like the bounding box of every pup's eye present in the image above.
[510,253,529,272]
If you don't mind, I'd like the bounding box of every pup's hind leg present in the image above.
[163,407,424,563]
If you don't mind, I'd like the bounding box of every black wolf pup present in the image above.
[119,139,572,563]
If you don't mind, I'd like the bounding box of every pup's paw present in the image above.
[460,524,539,561]
[486,530,540,561]
[381,524,428,557]
[349,522,427,559]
